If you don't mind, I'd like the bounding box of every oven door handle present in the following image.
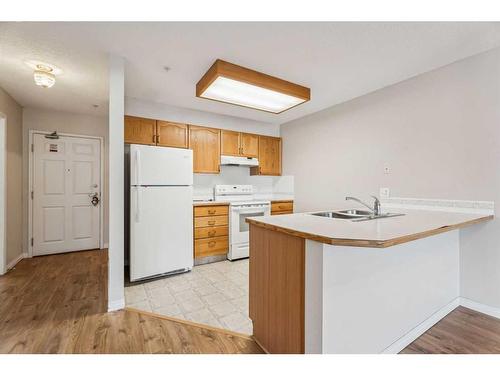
[232,207,269,214]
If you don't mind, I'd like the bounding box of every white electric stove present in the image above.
[214,185,271,260]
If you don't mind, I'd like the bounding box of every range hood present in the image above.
[220,155,259,167]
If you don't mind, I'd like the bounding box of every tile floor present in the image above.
[125,259,252,334]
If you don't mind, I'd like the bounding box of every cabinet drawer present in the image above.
[194,205,229,217]
[194,215,229,228]
[271,201,293,213]
[194,225,228,239]
[194,236,229,258]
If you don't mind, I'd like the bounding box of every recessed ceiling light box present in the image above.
[196,59,310,113]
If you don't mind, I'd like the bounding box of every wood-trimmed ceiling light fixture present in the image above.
[196,59,310,114]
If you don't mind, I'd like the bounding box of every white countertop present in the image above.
[247,208,493,248]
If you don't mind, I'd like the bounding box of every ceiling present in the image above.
[1,22,500,124]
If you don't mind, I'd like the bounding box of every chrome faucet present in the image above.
[346,195,381,216]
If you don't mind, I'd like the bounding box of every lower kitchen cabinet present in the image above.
[194,226,229,239]
[193,204,229,262]
[271,200,294,215]
[194,237,229,258]
[194,215,228,228]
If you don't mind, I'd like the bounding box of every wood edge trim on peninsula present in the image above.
[124,307,254,341]
[246,215,493,248]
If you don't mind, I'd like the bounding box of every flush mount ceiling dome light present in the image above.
[25,60,63,88]
[196,59,310,114]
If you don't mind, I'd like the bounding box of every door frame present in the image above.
[0,114,6,274]
[28,130,105,257]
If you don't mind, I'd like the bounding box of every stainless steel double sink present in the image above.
[310,209,404,222]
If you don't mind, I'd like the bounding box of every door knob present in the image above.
[91,196,100,206]
[89,192,100,206]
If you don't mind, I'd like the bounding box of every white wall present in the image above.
[193,166,294,200]
[281,47,500,308]
[22,107,109,248]
[0,87,23,266]
[125,97,280,136]
[108,55,125,311]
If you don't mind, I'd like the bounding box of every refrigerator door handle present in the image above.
[135,148,141,186]
[136,187,141,223]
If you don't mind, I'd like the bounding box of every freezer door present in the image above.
[130,144,193,186]
[130,186,193,281]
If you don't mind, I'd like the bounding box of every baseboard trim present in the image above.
[460,297,500,319]
[382,297,461,354]
[6,252,27,271]
[108,298,125,312]
[252,336,270,354]
[101,242,109,250]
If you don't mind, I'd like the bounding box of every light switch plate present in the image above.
[380,187,390,198]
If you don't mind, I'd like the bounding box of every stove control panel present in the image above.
[214,184,253,196]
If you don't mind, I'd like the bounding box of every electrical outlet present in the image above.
[380,187,390,198]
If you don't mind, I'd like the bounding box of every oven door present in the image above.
[230,206,269,245]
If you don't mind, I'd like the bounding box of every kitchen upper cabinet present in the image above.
[156,121,188,148]
[124,116,156,145]
[124,116,280,176]
[240,133,259,158]
[251,135,282,176]
[189,125,221,174]
[221,130,240,156]
[221,130,259,158]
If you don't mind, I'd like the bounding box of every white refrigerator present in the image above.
[129,144,193,282]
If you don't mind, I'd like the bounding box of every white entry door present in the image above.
[32,134,101,256]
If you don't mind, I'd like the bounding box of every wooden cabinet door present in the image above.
[240,133,259,158]
[124,116,156,145]
[156,121,188,148]
[221,130,240,156]
[255,136,281,176]
[189,125,221,174]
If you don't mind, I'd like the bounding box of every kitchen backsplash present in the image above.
[193,165,294,200]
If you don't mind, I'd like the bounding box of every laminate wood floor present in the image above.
[401,306,500,354]
[0,250,263,354]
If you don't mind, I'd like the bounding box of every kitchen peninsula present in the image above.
[247,209,493,354]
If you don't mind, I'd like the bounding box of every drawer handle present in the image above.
[208,209,216,214]
[208,241,216,247]
[208,220,216,225]
[208,230,216,236]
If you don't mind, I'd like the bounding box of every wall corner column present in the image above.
[108,55,125,311]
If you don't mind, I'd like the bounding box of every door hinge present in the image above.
[31,144,34,152]
[31,238,34,247]
[31,191,34,199]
